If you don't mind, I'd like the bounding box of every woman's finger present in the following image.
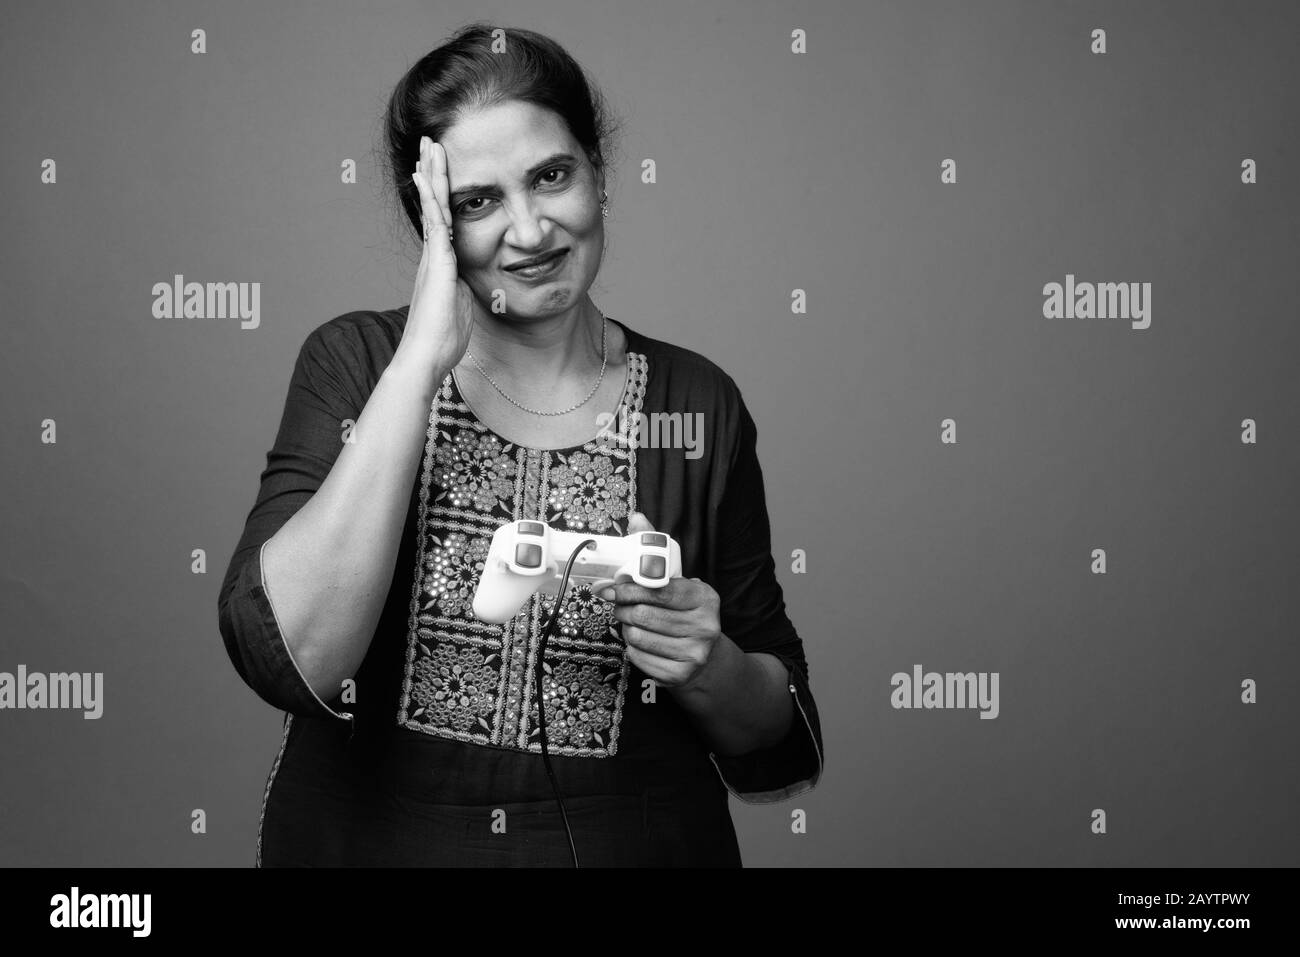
[620,624,696,661]
[413,138,446,243]
[432,141,453,229]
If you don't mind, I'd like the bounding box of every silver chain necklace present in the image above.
[462,315,609,416]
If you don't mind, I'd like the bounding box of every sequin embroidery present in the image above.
[397,352,648,757]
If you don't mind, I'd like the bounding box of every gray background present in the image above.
[2,0,1297,867]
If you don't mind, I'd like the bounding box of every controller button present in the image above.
[518,521,545,536]
[515,543,543,568]
[640,555,666,579]
[640,533,667,548]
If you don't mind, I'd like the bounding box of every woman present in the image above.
[218,22,823,867]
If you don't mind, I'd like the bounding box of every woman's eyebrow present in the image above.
[450,152,576,201]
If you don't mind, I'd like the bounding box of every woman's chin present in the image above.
[495,284,581,314]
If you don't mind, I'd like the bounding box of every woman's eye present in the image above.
[454,169,570,216]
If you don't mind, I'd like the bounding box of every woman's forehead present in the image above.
[442,101,573,162]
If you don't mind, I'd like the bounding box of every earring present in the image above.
[600,190,609,218]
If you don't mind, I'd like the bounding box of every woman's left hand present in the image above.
[597,512,722,691]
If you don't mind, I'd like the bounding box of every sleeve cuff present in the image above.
[223,539,355,726]
[707,657,824,804]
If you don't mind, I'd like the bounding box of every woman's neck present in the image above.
[461,299,607,390]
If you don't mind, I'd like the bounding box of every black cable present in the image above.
[536,539,594,868]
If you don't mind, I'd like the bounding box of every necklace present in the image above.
[463,315,609,416]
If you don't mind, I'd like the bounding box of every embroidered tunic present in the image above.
[218,308,823,866]
[400,359,646,756]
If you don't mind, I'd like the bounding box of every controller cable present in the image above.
[535,539,595,868]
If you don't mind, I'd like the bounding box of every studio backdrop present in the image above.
[2,0,1297,867]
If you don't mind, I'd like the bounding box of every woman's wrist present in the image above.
[669,641,795,757]
[387,344,452,401]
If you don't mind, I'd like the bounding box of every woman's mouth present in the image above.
[505,249,568,280]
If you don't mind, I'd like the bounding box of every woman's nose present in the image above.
[504,199,550,247]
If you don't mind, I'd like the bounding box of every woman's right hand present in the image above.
[400,136,475,374]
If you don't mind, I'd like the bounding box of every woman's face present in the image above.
[439,100,605,321]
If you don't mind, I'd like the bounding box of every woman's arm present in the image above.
[603,514,795,757]
[229,139,475,710]
[259,346,448,704]
[608,381,824,794]
[672,642,794,756]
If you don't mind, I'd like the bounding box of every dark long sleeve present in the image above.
[217,320,371,724]
[705,390,824,803]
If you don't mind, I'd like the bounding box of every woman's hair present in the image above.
[382,22,622,245]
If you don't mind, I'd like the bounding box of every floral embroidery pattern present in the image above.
[547,451,631,531]
[528,660,618,749]
[422,531,490,619]
[398,352,648,756]
[409,644,498,733]
[432,430,518,511]
[537,584,618,643]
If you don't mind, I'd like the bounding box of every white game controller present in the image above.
[471,519,683,624]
